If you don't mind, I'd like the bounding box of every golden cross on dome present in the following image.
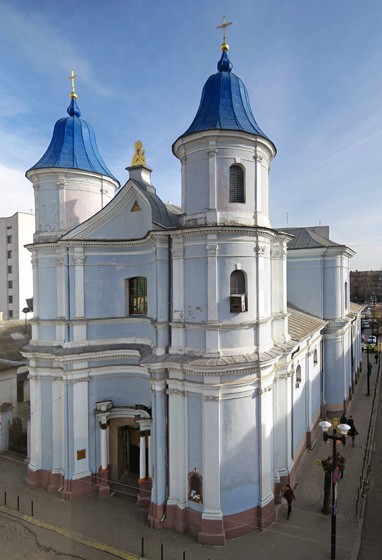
[217,16,232,47]
[68,69,78,99]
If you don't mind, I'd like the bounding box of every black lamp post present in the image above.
[319,420,351,559]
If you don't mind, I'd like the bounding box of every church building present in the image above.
[22,31,362,545]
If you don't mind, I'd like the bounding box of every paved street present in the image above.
[0,351,379,560]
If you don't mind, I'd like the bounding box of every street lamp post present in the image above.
[319,420,351,560]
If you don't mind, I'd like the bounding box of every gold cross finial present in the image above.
[68,70,78,99]
[217,16,232,50]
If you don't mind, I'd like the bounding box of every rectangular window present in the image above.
[7,251,12,258]
[8,265,12,274]
[8,296,13,304]
[7,235,12,244]
[8,281,13,289]
[127,277,147,315]
[8,311,13,318]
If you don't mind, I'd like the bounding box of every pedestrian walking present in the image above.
[375,353,379,364]
[283,484,296,519]
[340,413,348,425]
[347,416,359,447]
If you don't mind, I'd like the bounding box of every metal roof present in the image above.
[175,49,274,147]
[27,98,117,180]
[281,227,341,249]
[0,320,31,371]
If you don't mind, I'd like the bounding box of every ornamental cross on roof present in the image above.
[217,16,232,50]
[68,70,78,99]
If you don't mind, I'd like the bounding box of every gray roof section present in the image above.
[280,227,341,249]
[287,306,327,341]
[131,178,181,229]
[0,320,31,371]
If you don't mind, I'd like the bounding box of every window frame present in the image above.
[229,164,245,203]
[126,276,147,315]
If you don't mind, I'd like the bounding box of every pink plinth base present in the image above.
[148,498,277,544]
[26,467,99,500]
[137,478,152,507]
[47,472,64,493]
[148,502,166,529]
[98,469,110,497]
[61,475,98,500]
[198,517,226,545]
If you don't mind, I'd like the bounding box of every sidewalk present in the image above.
[0,354,379,560]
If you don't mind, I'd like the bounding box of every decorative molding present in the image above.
[56,256,66,266]
[167,388,186,397]
[206,244,218,256]
[207,148,218,157]
[72,254,84,265]
[254,245,266,256]
[203,395,220,401]
[66,376,91,384]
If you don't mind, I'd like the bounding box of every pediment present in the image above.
[61,180,153,240]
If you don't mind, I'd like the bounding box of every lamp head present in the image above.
[319,420,332,432]
[338,423,351,435]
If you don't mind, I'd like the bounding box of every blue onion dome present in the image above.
[27,91,117,180]
[175,46,275,150]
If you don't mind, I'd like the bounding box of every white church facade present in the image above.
[22,40,362,544]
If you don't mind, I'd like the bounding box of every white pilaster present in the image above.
[71,376,91,478]
[258,385,274,507]
[29,372,42,471]
[170,236,185,352]
[202,391,222,520]
[139,433,146,479]
[148,434,153,478]
[167,385,187,508]
[51,378,64,473]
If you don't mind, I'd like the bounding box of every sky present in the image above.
[0,0,381,271]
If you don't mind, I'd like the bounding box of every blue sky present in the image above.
[1,0,381,270]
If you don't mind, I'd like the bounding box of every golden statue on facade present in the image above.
[131,140,146,166]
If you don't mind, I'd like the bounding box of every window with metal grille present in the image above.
[229,165,245,203]
[127,277,147,315]
[230,270,246,295]
[230,270,247,312]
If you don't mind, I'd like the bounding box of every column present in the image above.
[99,420,109,470]
[148,434,153,478]
[48,377,64,492]
[55,248,67,343]
[167,386,186,504]
[72,248,86,342]
[257,384,275,528]
[26,371,42,489]
[139,432,147,480]
[206,235,219,354]
[207,144,217,223]
[170,236,185,352]
[148,378,167,527]
[198,390,225,545]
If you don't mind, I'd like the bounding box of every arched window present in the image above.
[188,468,203,503]
[295,365,302,388]
[229,165,245,203]
[230,270,247,312]
[344,282,348,310]
[126,277,147,315]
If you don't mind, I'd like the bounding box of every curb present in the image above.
[349,360,381,560]
[0,505,140,560]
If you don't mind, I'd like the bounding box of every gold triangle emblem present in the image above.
[131,200,141,212]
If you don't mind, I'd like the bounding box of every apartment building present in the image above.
[0,212,34,320]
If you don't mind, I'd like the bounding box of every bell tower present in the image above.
[26,71,119,243]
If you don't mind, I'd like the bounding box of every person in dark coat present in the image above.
[340,413,348,425]
[283,484,296,519]
[347,416,358,447]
